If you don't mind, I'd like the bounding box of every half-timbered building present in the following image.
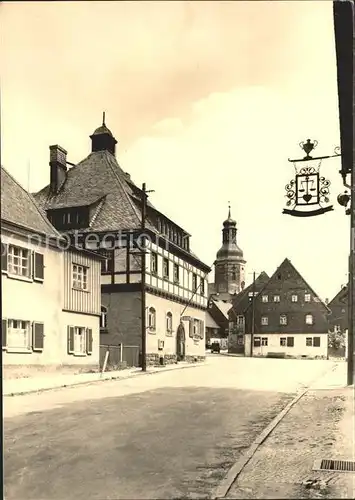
[1,166,102,377]
[34,119,210,365]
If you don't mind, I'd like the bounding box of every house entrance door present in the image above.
[176,323,186,361]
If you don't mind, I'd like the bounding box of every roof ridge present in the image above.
[1,166,62,239]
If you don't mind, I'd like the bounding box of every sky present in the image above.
[0,1,349,301]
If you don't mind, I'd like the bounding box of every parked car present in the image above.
[211,342,221,353]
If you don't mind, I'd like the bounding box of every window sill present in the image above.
[148,329,156,335]
[72,353,87,357]
[72,287,90,293]
[166,332,173,337]
[163,276,169,281]
[100,328,109,333]
[6,273,33,283]
[151,271,158,277]
[4,348,33,354]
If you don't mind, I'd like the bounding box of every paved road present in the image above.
[4,356,334,500]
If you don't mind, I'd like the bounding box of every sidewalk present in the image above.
[2,360,204,397]
[226,362,355,499]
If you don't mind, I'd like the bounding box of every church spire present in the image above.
[228,201,231,219]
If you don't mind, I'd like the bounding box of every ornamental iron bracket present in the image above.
[283,140,339,217]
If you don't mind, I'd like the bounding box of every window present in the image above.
[313,336,320,347]
[200,277,205,295]
[280,337,286,346]
[231,266,237,280]
[72,264,88,290]
[100,306,107,329]
[100,249,113,273]
[173,263,179,283]
[237,315,245,326]
[166,312,173,335]
[306,337,313,346]
[305,314,313,325]
[261,316,268,325]
[148,307,156,330]
[163,258,169,279]
[8,245,30,277]
[74,327,86,354]
[7,319,31,351]
[277,273,282,280]
[261,337,268,346]
[280,314,287,326]
[67,326,92,356]
[237,335,244,345]
[291,294,298,302]
[334,325,341,333]
[253,337,261,347]
[273,295,280,302]
[305,293,311,302]
[192,273,198,292]
[151,252,158,275]
[262,295,268,303]
[287,336,294,347]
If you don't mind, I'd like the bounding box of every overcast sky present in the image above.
[1,1,349,300]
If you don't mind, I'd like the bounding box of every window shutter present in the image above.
[67,326,75,354]
[86,328,93,355]
[34,253,44,281]
[287,336,294,347]
[313,336,321,347]
[200,320,205,339]
[32,322,44,351]
[189,320,193,338]
[2,318,7,349]
[1,243,8,272]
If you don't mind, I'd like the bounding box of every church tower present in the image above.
[213,205,246,299]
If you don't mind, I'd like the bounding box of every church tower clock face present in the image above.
[213,205,246,298]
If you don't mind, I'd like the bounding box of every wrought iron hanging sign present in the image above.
[283,139,335,217]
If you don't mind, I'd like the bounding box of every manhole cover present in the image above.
[313,459,355,472]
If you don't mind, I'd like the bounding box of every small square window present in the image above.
[305,314,313,325]
[262,295,268,303]
[261,316,268,325]
[151,252,158,274]
[306,337,313,347]
[280,337,286,346]
[305,294,311,302]
[280,314,287,325]
[273,295,280,302]
[261,337,268,346]
[291,294,298,302]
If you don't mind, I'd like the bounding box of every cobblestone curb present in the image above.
[213,362,339,499]
[3,361,204,398]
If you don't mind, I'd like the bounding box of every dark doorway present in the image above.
[176,323,186,361]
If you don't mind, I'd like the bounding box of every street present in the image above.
[4,355,335,500]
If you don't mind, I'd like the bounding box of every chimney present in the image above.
[49,145,67,194]
[125,172,131,181]
[325,298,329,305]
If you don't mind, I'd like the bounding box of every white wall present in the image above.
[244,333,328,358]
[145,292,205,358]
[2,230,100,368]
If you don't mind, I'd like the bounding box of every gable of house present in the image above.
[243,258,330,335]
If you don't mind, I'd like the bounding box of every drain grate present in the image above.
[313,459,355,473]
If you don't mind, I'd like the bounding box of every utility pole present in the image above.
[141,183,148,372]
[348,161,354,385]
[250,271,256,357]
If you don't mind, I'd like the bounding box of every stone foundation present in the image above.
[185,355,205,363]
[163,354,177,364]
[146,353,160,366]
[2,363,99,380]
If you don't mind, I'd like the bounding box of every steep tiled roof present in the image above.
[1,166,61,239]
[229,271,270,318]
[244,258,330,314]
[34,151,149,232]
[206,311,220,329]
[328,285,348,307]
